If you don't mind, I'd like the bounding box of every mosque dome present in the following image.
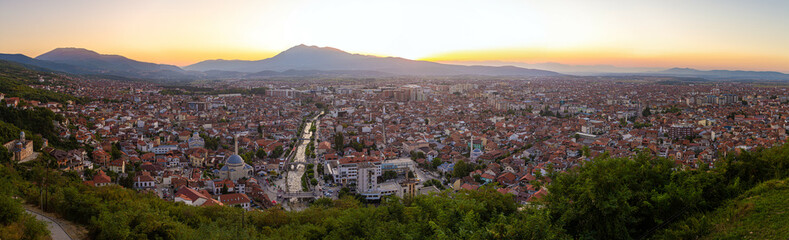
[227,154,244,165]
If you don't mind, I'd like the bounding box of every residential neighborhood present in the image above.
[4,74,787,212]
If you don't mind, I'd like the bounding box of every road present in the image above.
[25,210,72,240]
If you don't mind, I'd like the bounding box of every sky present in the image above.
[1,0,788,71]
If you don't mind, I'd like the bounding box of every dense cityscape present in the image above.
[1,57,789,239]
[2,1,789,239]
[4,71,788,208]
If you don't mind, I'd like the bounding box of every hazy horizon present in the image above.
[2,0,789,72]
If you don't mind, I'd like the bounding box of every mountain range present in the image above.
[1,45,788,81]
[0,48,194,80]
[184,44,560,77]
[0,45,559,80]
[647,68,789,81]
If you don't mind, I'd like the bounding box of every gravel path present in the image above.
[25,210,73,240]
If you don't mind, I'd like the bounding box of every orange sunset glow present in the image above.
[424,48,789,72]
[1,0,788,72]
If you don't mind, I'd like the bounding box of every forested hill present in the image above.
[0,60,87,104]
[2,137,788,239]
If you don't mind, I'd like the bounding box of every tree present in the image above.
[473,174,483,184]
[0,195,24,224]
[0,194,50,239]
[0,106,64,149]
[642,107,652,117]
[200,133,219,150]
[453,160,472,178]
[666,106,682,114]
[337,187,353,199]
[382,170,397,181]
[422,179,445,190]
[581,146,591,158]
[0,146,11,165]
[311,197,332,207]
[111,142,122,160]
[221,185,229,194]
[119,175,134,188]
[242,151,255,164]
[255,148,267,159]
[430,158,443,170]
[545,152,709,239]
[349,140,363,152]
[333,133,344,152]
[270,146,284,159]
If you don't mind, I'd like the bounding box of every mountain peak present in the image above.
[667,67,697,71]
[37,47,102,60]
[29,47,184,77]
[283,44,346,53]
[185,45,560,76]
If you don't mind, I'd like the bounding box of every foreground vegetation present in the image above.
[703,178,789,239]
[655,178,789,239]
[0,177,50,240]
[1,124,787,239]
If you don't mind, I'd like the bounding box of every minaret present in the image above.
[234,134,239,155]
[470,133,474,150]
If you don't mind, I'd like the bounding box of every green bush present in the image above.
[0,195,24,224]
[0,193,50,240]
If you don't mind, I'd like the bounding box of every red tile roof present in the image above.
[218,193,251,205]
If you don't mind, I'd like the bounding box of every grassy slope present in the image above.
[654,178,789,240]
[702,178,789,239]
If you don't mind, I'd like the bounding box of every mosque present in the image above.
[217,135,253,181]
